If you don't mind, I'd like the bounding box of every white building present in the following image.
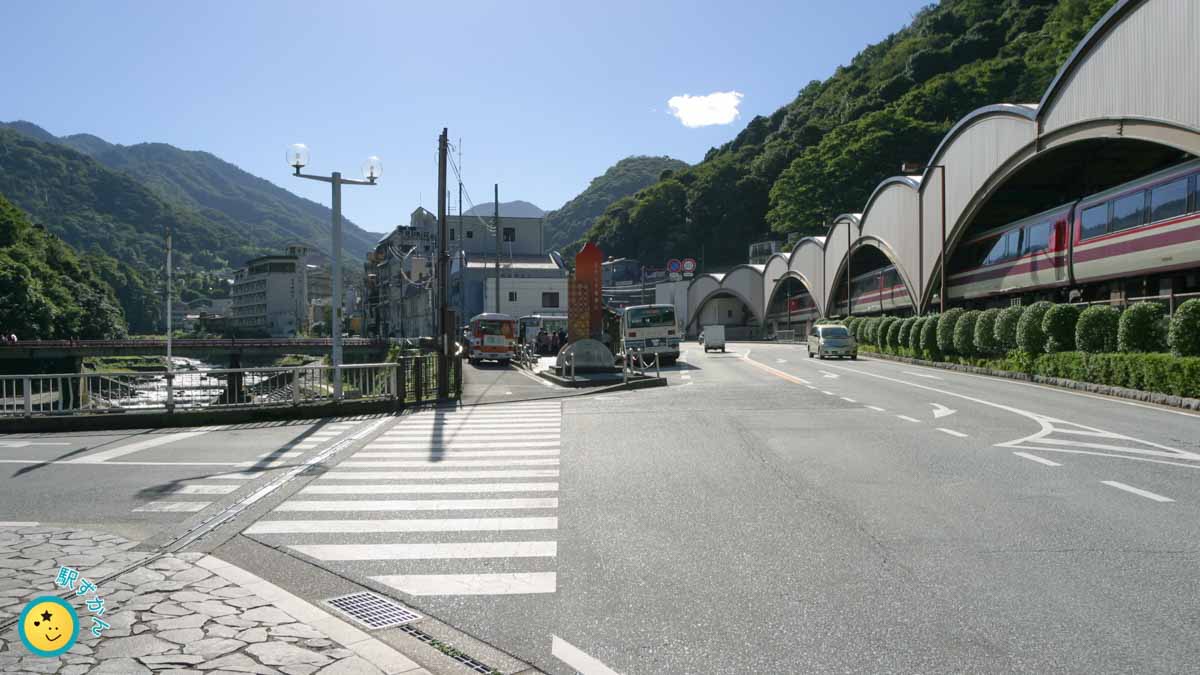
[484,275,567,318]
[230,255,306,337]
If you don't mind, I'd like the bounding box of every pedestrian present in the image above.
[9,333,16,344]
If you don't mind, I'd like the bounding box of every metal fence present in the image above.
[0,355,460,418]
[1068,290,1200,315]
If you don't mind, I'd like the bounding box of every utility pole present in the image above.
[165,222,174,412]
[436,128,451,399]
[494,184,501,313]
[458,141,463,323]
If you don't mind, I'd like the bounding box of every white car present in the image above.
[807,324,857,360]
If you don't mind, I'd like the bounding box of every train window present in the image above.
[983,236,1006,266]
[1025,221,1051,254]
[1150,178,1189,222]
[1080,204,1108,239]
[1111,191,1146,232]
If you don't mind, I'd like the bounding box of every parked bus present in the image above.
[621,304,681,365]
[517,314,568,355]
[466,313,516,365]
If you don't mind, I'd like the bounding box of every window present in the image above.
[508,291,517,302]
[542,292,560,308]
[1150,178,1189,222]
[466,230,474,239]
[503,227,516,242]
[450,228,455,240]
[1111,191,1146,232]
[1024,221,1052,254]
[1080,203,1108,239]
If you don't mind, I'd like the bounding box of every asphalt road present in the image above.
[2,343,1198,673]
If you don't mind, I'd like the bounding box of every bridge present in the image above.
[686,0,1200,335]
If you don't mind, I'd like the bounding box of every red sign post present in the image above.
[568,242,604,343]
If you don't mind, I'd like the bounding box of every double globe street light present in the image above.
[287,143,382,400]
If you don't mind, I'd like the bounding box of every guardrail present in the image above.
[1068,290,1200,315]
[0,355,458,418]
[0,338,388,350]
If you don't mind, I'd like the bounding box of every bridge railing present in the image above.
[0,355,456,418]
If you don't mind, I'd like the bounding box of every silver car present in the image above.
[807,324,857,360]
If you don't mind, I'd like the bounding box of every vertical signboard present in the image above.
[569,242,604,342]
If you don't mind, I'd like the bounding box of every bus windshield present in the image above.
[477,320,513,337]
[626,306,676,328]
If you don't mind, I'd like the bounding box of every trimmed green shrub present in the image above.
[868,317,883,345]
[844,316,859,336]
[1042,304,1081,353]
[860,317,872,344]
[936,308,965,354]
[898,317,915,349]
[881,317,897,348]
[920,314,940,356]
[1075,305,1120,353]
[995,305,1024,351]
[974,308,1002,355]
[1029,351,1200,399]
[1016,301,1054,355]
[1168,299,1200,357]
[886,318,903,350]
[1118,302,1167,353]
[852,317,866,342]
[953,310,981,356]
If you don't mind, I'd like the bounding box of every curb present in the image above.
[197,555,431,675]
[860,349,1200,411]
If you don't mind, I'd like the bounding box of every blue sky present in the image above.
[1,1,928,232]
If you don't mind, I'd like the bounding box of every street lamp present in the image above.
[901,161,946,314]
[288,143,381,400]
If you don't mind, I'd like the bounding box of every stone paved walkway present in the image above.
[0,525,429,675]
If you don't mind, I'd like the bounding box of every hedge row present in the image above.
[850,298,1200,358]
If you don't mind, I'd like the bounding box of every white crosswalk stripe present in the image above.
[246,401,563,596]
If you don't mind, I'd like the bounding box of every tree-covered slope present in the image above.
[0,194,126,339]
[583,0,1116,268]
[544,155,688,253]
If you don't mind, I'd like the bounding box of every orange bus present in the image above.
[467,313,516,365]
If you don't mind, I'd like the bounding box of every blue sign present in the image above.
[666,259,682,273]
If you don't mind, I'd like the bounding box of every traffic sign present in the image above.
[666,259,682,273]
[670,272,682,281]
[682,258,697,273]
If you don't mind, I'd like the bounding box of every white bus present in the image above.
[517,314,568,354]
[621,304,681,365]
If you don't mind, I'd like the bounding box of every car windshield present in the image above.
[821,326,849,338]
[626,306,675,328]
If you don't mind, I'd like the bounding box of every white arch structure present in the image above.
[687,0,1200,327]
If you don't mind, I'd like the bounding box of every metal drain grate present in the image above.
[398,625,497,674]
[324,591,422,630]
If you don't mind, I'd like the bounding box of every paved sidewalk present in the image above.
[0,525,430,675]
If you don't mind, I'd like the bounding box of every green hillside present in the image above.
[0,194,126,339]
[544,155,688,253]
[583,0,1116,268]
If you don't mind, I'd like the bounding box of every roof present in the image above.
[465,257,562,271]
[470,312,516,321]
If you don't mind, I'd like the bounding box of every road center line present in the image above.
[936,428,968,438]
[1012,451,1062,467]
[552,635,622,675]
[841,397,857,403]
[1100,481,1174,502]
[866,406,885,412]
[896,415,920,423]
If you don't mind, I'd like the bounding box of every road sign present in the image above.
[666,259,682,273]
[670,272,682,281]
[682,258,697,273]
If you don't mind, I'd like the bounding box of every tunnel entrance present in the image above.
[831,244,914,318]
[765,276,818,337]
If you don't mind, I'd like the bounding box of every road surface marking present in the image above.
[374,572,556,596]
[0,441,70,448]
[319,469,560,480]
[681,373,691,380]
[903,371,943,380]
[275,498,559,511]
[513,367,556,387]
[385,424,561,433]
[805,385,816,390]
[1013,452,1061,467]
[291,541,556,561]
[738,356,808,385]
[175,484,240,495]
[356,450,560,458]
[246,516,558,534]
[378,432,560,441]
[0,522,39,527]
[936,428,968,438]
[552,635,622,675]
[821,390,835,396]
[133,501,210,513]
[776,358,787,363]
[1100,481,1174,502]
[293,443,320,450]
[258,451,306,458]
[896,415,921,423]
[795,378,811,384]
[367,441,561,451]
[340,459,561,468]
[841,397,856,403]
[866,406,885,412]
[300,483,559,494]
[819,371,839,379]
[930,403,956,419]
[206,471,264,480]
[68,428,217,463]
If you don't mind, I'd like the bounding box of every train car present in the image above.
[832,265,914,316]
[947,203,1073,302]
[1071,159,1200,287]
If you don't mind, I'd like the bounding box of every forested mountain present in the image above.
[0,121,383,259]
[463,200,546,218]
[0,194,126,339]
[583,0,1117,268]
[544,155,688,253]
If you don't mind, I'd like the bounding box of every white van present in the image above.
[701,324,726,353]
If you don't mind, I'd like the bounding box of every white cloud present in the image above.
[666,91,744,128]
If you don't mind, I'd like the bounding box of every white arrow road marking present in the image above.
[819,371,839,379]
[931,403,956,419]
[776,358,787,363]
[552,635,622,675]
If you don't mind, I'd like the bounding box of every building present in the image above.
[230,255,306,337]
[446,213,568,321]
[367,208,439,338]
